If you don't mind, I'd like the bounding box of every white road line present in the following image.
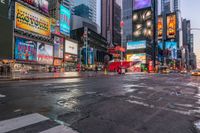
[0,94,6,98]
[40,125,78,133]
[0,113,49,133]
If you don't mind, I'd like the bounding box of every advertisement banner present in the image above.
[167,13,176,39]
[132,8,153,41]
[51,18,60,35]
[82,48,94,65]
[133,0,151,10]
[15,2,51,36]
[15,37,37,61]
[60,5,71,36]
[158,42,163,50]
[64,54,77,62]
[54,36,64,58]
[54,59,62,66]
[158,16,163,40]
[21,0,49,13]
[127,41,146,50]
[37,43,53,65]
[165,41,177,59]
[126,53,146,64]
[65,40,78,55]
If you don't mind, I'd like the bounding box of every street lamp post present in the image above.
[120,20,124,66]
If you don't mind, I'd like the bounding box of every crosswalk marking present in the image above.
[0,113,49,133]
[40,125,78,133]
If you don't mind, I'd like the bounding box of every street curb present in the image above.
[0,74,121,81]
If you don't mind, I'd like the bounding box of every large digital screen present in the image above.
[21,0,49,13]
[60,5,71,36]
[126,53,146,64]
[127,41,146,50]
[82,48,94,65]
[158,16,163,40]
[165,41,177,59]
[167,13,176,39]
[37,43,53,65]
[15,2,51,36]
[51,18,60,35]
[133,0,151,10]
[15,37,37,61]
[65,40,78,55]
[158,42,163,50]
[165,41,177,49]
[132,8,153,41]
[54,36,64,58]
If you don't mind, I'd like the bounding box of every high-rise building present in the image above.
[122,0,132,46]
[101,0,121,46]
[173,0,179,11]
[73,0,96,23]
[182,19,192,69]
[49,0,74,19]
[161,0,179,13]
[161,0,172,13]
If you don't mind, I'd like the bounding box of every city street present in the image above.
[0,73,200,133]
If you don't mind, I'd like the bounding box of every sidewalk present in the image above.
[0,71,117,81]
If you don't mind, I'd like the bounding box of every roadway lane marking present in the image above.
[40,125,79,133]
[0,113,49,133]
[0,94,6,98]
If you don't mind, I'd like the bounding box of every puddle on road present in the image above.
[57,97,79,112]
[194,120,200,131]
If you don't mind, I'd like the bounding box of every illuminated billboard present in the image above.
[133,0,151,10]
[126,53,146,64]
[37,43,53,65]
[132,8,153,41]
[165,41,177,59]
[21,0,49,13]
[65,40,78,55]
[158,16,163,40]
[15,37,37,61]
[54,37,64,58]
[127,41,146,50]
[158,42,163,50]
[15,2,51,36]
[167,13,176,39]
[51,18,60,35]
[165,41,177,49]
[60,5,71,36]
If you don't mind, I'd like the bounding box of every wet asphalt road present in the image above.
[0,73,200,133]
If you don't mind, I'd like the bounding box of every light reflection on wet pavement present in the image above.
[0,73,200,133]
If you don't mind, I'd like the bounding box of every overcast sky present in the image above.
[181,0,200,68]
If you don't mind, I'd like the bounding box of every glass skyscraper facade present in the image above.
[73,0,97,23]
